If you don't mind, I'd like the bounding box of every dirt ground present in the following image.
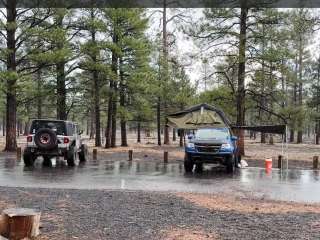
[0,187,319,240]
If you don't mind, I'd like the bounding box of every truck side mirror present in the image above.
[231,136,238,141]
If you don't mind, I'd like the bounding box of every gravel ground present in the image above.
[0,187,319,240]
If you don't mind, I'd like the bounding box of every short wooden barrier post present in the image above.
[313,156,319,169]
[128,150,133,161]
[164,151,168,163]
[278,155,283,169]
[0,208,41,240]
[16,147,22,160]
[93,149,97,160]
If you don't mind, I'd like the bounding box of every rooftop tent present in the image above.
[167,103,286,135]
[166,103,232,129]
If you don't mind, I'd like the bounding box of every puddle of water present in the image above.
[0,157,319,203]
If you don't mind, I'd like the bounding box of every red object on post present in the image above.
[27,135,32,142]
[63,137,69,144]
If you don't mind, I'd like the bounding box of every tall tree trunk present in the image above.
[56,15,67,120]
[119,58,128,147]
[179,129,184,147]
[172,128,176,141]
[2,111,5,137]
[316,59,320,145]
[290,129,295,143]
[111,87,117,148]
[89,11,101,147]
[162,2,170,145]
[93,68,101,147]
[157,97,161,146]
[105,83,113,148]
[56,62,67,120]
[297,35,303,144]
[90,107,95,139]
[137,121,141,143]
[110,30,118,148]
[236,7,248,156]
[5,0,17,151]
[37,70,42,119]
[260,22,266,144]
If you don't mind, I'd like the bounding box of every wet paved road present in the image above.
[0,155,320,203]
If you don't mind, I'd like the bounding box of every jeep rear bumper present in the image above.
[26,147,68,157]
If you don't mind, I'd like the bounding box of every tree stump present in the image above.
[0,208,41,240]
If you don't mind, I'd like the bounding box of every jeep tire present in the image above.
[23,148,36,167]
[78,144,88,162]
[67,147,76,167]
[226,155,235,174]
[184,153,194,173]
[43,156,52,167]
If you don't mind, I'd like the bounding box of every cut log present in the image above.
[0,208,41,240]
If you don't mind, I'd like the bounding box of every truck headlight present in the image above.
[221,143,231,149]
[187,143,195,148]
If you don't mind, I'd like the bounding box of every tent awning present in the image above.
[167,103,231,129]
[231,125,286,135]
[167,103,287,135]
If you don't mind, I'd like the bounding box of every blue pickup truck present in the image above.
[184,127,239,173]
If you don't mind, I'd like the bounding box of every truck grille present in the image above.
[195,144,221,153]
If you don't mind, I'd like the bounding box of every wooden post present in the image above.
[93,149,97,160]
[164,151,168,163]
[128,150,133,161]
[313,156,319,169]
[278,155,283,169]
[0,208,41,240]
[16,147,21,160]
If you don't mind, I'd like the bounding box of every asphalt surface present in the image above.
[0,153,320,202]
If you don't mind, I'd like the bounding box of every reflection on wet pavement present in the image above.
[0,156,320,202]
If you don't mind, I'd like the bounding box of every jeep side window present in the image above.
[66,123,75,136]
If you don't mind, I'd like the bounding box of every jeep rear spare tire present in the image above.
[34,128,57,150]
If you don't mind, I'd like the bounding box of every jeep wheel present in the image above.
[23,150,36,167]
[43,156,52,167]
[184,153,194,173]
[226,155,235,174]
[67,147,76,167]
[78,144,88,163]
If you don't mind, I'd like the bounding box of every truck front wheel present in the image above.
[226,155,235,173]
[184,153,194,173]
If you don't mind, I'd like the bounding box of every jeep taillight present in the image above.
[27,135,32,142]
[63,137,69,144]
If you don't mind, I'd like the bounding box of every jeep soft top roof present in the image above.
[30,119,77,125]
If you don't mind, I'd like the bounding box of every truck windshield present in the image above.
[30,120,66,135]
[195,128,230,140]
